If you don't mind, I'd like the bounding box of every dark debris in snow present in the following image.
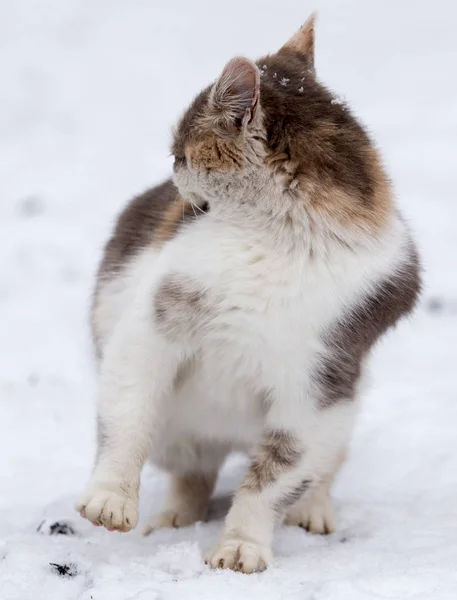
[49,562,78,578]
[37,519,77,536]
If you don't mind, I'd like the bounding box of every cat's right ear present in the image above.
[209,57,260,134]
[279,12,316,73]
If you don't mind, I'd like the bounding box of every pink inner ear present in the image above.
[212,57,260,124]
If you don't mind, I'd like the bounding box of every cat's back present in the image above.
[97,180,182,280]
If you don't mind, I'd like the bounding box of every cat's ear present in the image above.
[279,12,316,73]
[210,57,260,133]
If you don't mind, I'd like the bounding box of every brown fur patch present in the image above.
[258,53,373,196]
[241,431,302,492]
[298,148,393,232]
[95,179,208,283]
[279,13,316,72]
[187,137,245,171]
[172,87,212,162]
[315,245,422,408]
[154,273,209,341]
[172,83,251,172]
[152,195,207,247]
[173,58,260,167]
[257,51,392,229]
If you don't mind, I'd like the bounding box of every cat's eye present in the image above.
[173,156,187,170]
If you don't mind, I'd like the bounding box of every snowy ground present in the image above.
[1,1,456,598]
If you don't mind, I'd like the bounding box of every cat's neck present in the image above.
[207,191,379,260]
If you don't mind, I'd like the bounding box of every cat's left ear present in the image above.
[279,12,316,73]
[210,57,260,133]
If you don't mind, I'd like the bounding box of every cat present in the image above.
[77,14,421,573]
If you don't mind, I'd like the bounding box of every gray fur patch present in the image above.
[314,246,421,408]
[275,479,311,513]
[97,417,107,447]
[154,274,209,340]
[241,431,303,492]
[95,417,109,463]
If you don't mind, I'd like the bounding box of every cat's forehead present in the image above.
[172,86,212,158]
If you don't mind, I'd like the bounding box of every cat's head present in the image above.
[172,15,387,226]
[171,50,267,208]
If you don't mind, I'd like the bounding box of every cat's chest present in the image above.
[166,219,307,295]
[158,221,346,347]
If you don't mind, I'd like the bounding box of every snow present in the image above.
[1,1,456,598]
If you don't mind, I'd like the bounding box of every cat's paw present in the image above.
[284,490,335,534]
[204,537,272,574]
[143,507,206,535]
[76,485,138,532]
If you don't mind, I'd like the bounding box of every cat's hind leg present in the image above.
[143,472,216,534]
[143,441,229,534]
[284,448,346,534]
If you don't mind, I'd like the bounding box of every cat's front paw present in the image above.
[76,485,138,532]
[204,537,272,574]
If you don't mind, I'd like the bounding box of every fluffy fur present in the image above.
[77,14,421,573]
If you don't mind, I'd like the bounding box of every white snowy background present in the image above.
[1,1,456,598]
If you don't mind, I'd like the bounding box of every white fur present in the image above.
[78,199,412,570]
